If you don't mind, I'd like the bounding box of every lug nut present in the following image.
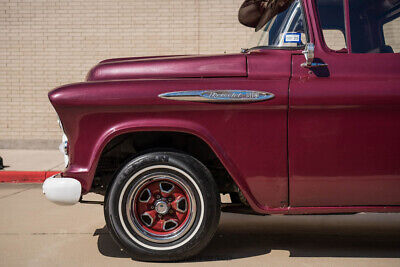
[156,195,161,199]
[151,206,154,209]
[168,198,172,202]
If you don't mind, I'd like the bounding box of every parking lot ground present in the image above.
[0,149,64,183]
[0,149,64,172]
[1,184,400,267]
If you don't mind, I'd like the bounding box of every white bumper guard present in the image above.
[43,175,82,205]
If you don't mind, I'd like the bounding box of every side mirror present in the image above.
[301,43,328,68]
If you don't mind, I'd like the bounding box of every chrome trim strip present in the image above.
[158,90,275,103]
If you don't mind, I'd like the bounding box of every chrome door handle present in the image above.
[301,62,329,68]
[301,43,328,69]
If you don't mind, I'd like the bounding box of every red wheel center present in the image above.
[133,179,190,235]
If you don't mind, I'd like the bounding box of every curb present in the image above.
[0,171,60,183]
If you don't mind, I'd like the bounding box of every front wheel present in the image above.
[104,152,220,261]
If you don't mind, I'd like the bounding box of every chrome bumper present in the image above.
[42,175,81,205]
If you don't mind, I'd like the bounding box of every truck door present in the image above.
[289,0,400,206]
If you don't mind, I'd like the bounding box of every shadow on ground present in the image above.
[94,212,400,261]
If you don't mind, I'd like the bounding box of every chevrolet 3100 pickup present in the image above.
[43,0,400,261]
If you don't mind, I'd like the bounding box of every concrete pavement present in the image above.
[1,184,400,266]
[0,149,63,172]
[0,149,63,183]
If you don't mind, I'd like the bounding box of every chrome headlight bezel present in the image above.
[57,117,69,168]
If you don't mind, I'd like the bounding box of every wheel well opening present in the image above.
[92,131,238,196]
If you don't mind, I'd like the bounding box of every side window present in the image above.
[316,0,400,53]
[383,15,400,53]
[349,0,400,53]
[247,0,308,49]
[322,30,346,51]
[316,0,347,51]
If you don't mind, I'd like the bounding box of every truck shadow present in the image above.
[94,212,400,261]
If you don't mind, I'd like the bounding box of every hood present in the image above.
[98,55,189,64]
[86,54,247,81]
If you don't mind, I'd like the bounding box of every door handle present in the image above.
[301,43,328,68]
[301,62,329,68]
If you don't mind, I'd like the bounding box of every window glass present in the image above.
[349,0,400,53]
[383,15,400,53]
[322,29,346,50]
[247,0,307,50]
[316,0,347,51]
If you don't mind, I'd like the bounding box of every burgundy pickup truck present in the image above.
[43,0,400,262]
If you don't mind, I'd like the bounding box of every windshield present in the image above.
[246,0,307,50]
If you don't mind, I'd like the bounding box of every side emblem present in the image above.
[158,90,274,103]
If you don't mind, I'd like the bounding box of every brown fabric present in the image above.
[238,0,265,28]
[238,0,295,31]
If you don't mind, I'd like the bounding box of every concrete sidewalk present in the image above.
[0,149,64,172]
[1,183,400,266]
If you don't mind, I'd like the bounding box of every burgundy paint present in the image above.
[343,0,352,52]
[48,0,400,214]
[87,54,247,81]
[289,0,400,206]
[50,51,291,211]
[99,55,188,64]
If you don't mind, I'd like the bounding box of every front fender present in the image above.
[63,117,262,212]
[50,77,289,213]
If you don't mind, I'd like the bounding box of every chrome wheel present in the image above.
[123,172,197,244]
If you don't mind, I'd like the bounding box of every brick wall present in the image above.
[0,0,252,148]
[1,1,399,149]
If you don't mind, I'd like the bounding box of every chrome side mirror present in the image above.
[301,43,314,67]
[301,43,328,68]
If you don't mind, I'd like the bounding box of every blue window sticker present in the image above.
[284,32,302,44]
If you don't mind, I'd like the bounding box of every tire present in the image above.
[104,151,221,262]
